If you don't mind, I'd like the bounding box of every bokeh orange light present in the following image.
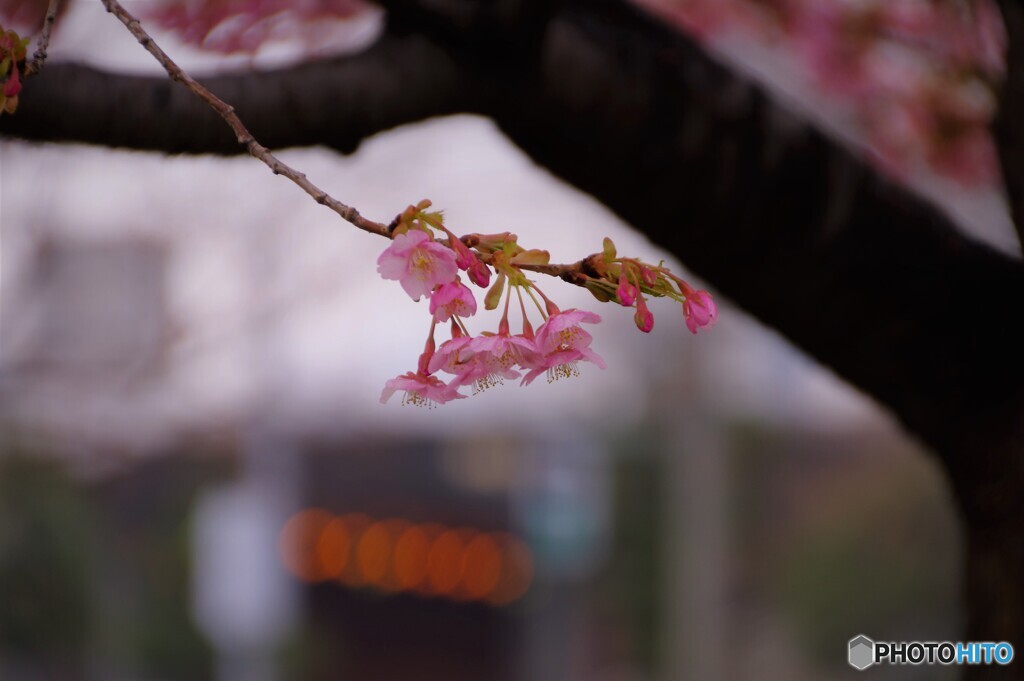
[337,513,372,587]
[356,521,395,588]
[278,508,334,582]
[315,517,351,578]
[393,525,430,591]
[461,534,502,600]
[278,509,533,606]
[488,534,533,606]
[426,529,466,596]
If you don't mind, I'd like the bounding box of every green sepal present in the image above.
[603,237,617,262]
[418,210,445,230]
[586,280,613,303]
[510,249,549,266]
[485,273,506,310]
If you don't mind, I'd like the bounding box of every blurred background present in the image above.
[1,1,1014,680]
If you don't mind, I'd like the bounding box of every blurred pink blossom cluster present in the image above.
[141,0,367,54]
[0,0,368,52]
[0,0,57,31]
[0,25,25,114]
[0,0,1004,184]
[636,0,1006,186]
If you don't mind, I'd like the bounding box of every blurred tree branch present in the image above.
[3,24,479,153]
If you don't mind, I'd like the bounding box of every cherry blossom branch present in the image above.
[94,0,672,303]
[376,212,717,407]
[99,0,391,238]
[22,0,58,77]
[98,0,618,293]
[465,244,590,283]
[516,255,601,282]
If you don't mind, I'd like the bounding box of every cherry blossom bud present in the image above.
[617,271,637,306]
[634,297,654,333]
[468,259,491,287]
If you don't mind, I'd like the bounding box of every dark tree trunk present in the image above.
[947,418,1024,680]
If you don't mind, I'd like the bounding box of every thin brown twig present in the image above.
[23,0,59,77]
[99,0,391,238]
[503,257,596,285]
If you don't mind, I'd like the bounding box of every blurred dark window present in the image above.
[26,240,167,374]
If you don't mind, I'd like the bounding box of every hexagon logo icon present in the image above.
[849,635,875,670]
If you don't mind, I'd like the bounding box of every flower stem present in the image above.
[524,285,548,320]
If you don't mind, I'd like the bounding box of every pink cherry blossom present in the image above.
[683,290,718,334]
[427,336,475,377]
[380,371,464,408]
[521,309,606,386]
[471,333,540,374]
[429,281,478,322]
[377,230,458,301]
[428,336,519,394]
